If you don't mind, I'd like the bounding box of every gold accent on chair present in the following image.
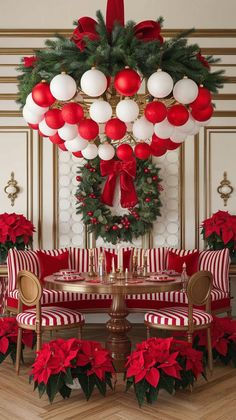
[15,270,85,374]
[144,271,213,373]
[217,171,234,206]
[4,172,20,206]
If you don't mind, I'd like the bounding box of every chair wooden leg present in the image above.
[147,326,150,339]
[36,332,42,352]
[78,326,82,340]
[16,327,23,375]
[207,327,213,375]
[187,332,193,343]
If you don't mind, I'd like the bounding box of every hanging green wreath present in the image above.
[76,157,162,245]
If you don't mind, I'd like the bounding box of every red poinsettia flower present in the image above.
[23,56,37,68]
[126,349,160,387]
[0,336,9,354]
[0,213,35,245]
[76,340,114,380]
[134,20,163,44]
[71,17,99,51]
[196,316,230,356]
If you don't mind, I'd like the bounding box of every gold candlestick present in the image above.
[132,253,138,277]
[141,254,149,277]
[88,249,96,277]
[109,257,117,280]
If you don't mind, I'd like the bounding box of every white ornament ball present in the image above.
[116,99,139,123]
[23,105,44,124]
[50,73,77,101]
[98,143,115,161]
[80,68,107,97]
[189,124,201,135]
[133,116,154,140]
[180,116,196,134]
[65,136,88,152]
[154,118,174,139]
[39,119,57,136]
[170,128,187,143]
[173,78,198,104]
[195,117,212,127]
[147,70,174,98]
[89,100,112,123]
[26,93,49,115]
[82,143,98,160]
[58,123,78,141]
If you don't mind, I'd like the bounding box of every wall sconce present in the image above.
[217,171,234,206]
[4,172,20,206]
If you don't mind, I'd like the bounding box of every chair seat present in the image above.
[145,307,213,327]
[16,306,84,327]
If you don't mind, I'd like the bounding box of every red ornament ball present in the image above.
[150,135,167,157]
[116,144,133,161]
[191,104,214,122]
[87,211,93,216]
[58,142,68,151]
[61,102,84,124]
[152,175,158,181]
[145,197,151,203]
[114,68,141,96]
[78,118,99,140]
[167,104,189,126]
[112,225,119,231]
[144,168,150,173]
[28,123,39,130]
[76,176,82,181]
[165,139,181,150]
[134,143,151,160]
[49,133,65,145]
[105,118,126,140]
[190,86,211,110]
[73,150,83,158]
[32,82,55,107]
[145,101,167,123]
[45,109,64,129]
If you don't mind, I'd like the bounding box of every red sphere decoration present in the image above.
[112,225,119,231]
[58,142,68,151]
[145,101,167,123]
[73,150,83,158]
[114,68,141,96]
[190,86,211,110]
[87,211,93,216]
[151,134,169,148]
[45,109,64,129]
[145,197,151,203]
[134,143,151,160]
[191,104,214,122]
[49,133,65,145]
[167,104,189,126]
[105,118,127,140]
[116,144,133,161]
[78,119,99,140]
[165,139,181,150]
[32,82,55,107]
[28,123,39,130]
[150,135,167,157]
[61,103,84,124]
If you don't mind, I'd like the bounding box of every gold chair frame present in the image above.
[144,271,213,373]
[16,270,85,374]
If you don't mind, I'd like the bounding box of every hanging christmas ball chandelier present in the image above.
[18,0,224,161]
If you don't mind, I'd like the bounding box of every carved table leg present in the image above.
[106,293,131,372]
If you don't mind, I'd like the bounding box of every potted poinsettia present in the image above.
[201,210,236,263]
[125,337,204,407]
[0,213,35,264]
[30,338,115,403]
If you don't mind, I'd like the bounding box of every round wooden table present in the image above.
[45,274,182,372]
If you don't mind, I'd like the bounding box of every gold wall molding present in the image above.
[179,145,185,249]
[38,134,43,249]
[52,145,58,249]
[194,134,200,249]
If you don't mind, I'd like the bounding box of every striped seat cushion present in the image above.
[167,248,230,293]
[145,307,213,327]
[16,307,84,327]
[9,289,112,303]
[127,288,228,303]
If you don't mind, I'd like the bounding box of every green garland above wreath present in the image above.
[76,157,162,245]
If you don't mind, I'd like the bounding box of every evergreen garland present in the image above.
[17,11,224,106]
[75,157,162,245]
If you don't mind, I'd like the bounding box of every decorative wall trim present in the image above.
[194,134,200,249]
[38,135,43,248]
[52,145,59,249]
[179,145,185,249]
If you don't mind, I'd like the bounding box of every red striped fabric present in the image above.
[145,307,212,327]
[126,288,227,302]
[16,306,84,327]
[69,248,90,272]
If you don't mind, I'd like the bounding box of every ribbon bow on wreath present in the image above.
[71,0,163,51]
[100,158,138,208]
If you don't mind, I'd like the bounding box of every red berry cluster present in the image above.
[129,208,140,220]
[76,176,82,182]
[90,217,98,224]
[144,168,150,174]
[112,225,118,231]
[121,216,131,229]
[87,211,93,216]
[89,193,96,199]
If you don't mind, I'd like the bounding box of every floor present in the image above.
[1,324,236,420]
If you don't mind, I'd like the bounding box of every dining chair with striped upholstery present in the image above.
[15,270,85,374]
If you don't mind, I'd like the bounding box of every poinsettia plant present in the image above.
[0,317,35,365]
[201,211,236,261]
[0,213,35,263]
[30,338,115,403]
[125,337,204,407]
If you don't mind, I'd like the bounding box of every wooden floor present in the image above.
[1,324,236,420]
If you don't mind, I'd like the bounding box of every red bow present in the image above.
[71,0,163,51]
[100,159,138,208]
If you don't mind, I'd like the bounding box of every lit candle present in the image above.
[112,256,115,273]
[117,244,123,271]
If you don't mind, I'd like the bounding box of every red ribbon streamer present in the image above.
[106,0,124,33]
[100,159,138,208]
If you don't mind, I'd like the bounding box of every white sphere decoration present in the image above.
[26,93,49,115]
[147,70,174,98]
[50,73,77,101]
[65,136,88,152]
[89,100,112,123]
[180,116,196,134]
[154,118,174,139]
[116,99,139,122]
[98,143,115,161]
[195,117,212,127]
[133,116,154,140]
[80,68,107,97]
[170,128,187,143]
[173,78,198,104]
[23,106,44,124]
[189,124,201,135]
[82,143,98,160]
[58,123,78,141]
[39,119,57,136]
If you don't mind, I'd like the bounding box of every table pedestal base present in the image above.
[106,293,131,372]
